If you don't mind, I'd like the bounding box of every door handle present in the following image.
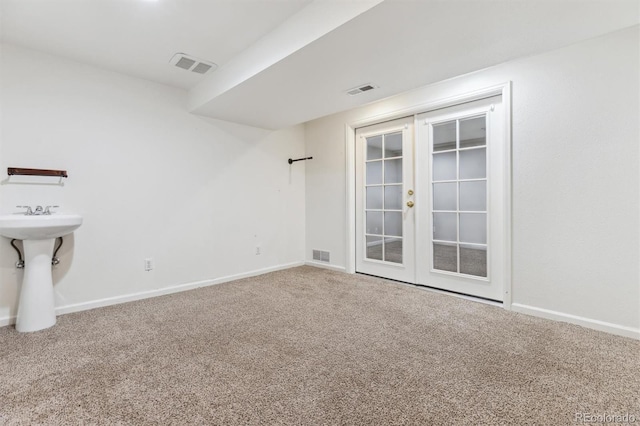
[407,201,414,208]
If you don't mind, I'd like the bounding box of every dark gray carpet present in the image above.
[366,240,402,263]
[368,241,487,277]
[434,244,487,277]
[0,266,638,425]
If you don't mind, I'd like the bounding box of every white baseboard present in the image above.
[0,261,305,327]
[305,261,347,273]
[4,264,637,342]
[511,303,640,340]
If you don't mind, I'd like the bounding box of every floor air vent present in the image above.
[312,250,330,263]
[169,53,218,75]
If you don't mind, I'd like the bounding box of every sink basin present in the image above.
[0,214,82,240]
[0,213,83,332]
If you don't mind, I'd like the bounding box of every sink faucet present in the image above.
[16,205,59,215]
[16,206,34,215]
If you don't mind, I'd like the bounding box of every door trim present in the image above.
[345,82,512,308]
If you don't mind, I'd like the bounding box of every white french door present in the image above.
[355,96,506,302]
[416,96,505,301]
[355,117,416,282]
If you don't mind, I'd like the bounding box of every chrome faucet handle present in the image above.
[34,206,44,215]
[44,205,59,215]
[16,205,33,215]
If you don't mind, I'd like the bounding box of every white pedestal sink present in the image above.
[0,214,82,332]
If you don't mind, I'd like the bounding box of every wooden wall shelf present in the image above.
[7,167,68,178]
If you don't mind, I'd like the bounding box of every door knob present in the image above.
[407,201,414,208]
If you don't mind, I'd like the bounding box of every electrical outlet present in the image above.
[144,258,154,271]
[255,246,261,255]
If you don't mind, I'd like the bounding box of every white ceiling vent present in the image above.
[346,83,378,96]
[169,53,218,75]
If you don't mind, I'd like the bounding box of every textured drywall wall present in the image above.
[304,26,640,334]
[0,44,306,323]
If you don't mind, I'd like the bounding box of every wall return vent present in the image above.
[346,83,378,96]
[312,250,330,263]
[169,53,218,75]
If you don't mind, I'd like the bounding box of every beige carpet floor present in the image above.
[0,266,638,425]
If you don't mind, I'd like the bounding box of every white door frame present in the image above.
[344,82,513,308]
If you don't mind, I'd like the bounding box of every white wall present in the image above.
[305,26,640,337]
[0,44,306,323]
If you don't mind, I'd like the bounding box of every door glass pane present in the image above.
[384,212,402,237]
[366,161,382,185]
[384,159,402,184]
[434,242,457,272]
[459,181,486,211]
[433,121,456,151]
[433,182,457,211]
[366,135,383,160]
[366,236,383,261]
[384,185,402,210]
[459,116,486,149]
[366,211,383,235]
[433,212,457,242]
[384,238,402,264]
[366,186,383,209]
[459,148,486,179]
[459,213,486,244]
[384,132,402,158]
[433,152,456,181]
[460,244,487,277]
[428,108,493,280]
[364,129,406,265]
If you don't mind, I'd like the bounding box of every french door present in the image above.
[355,96,506,302]
[355,117,416,282]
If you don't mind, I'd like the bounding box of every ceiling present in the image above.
[0,0,312,89]
[2,0,639,129]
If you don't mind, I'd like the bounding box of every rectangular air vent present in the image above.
[192,62,213,74]
[170,53,218,75]
[175,57,196,70]
[346,83,378,96]
[312,250,330,263]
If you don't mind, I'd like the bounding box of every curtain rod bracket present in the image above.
[288,157,313,165]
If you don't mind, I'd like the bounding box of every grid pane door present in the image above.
[355,117,416,283]
[416,96,505,302]
[432,116,488,277]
